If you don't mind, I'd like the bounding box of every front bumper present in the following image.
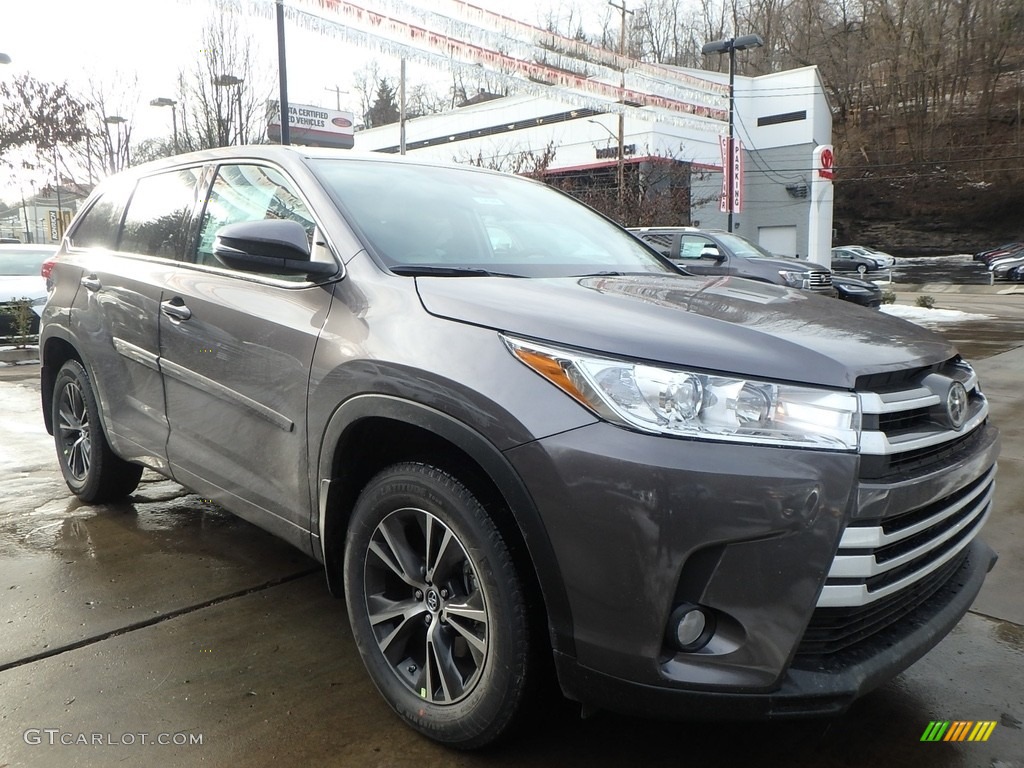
[505,419,998,715]
[553,538,995,719]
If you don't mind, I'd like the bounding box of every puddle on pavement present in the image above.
[929,320,1024,360]
[993,619,1024,652]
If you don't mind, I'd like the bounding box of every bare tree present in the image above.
[174,0,272,150]
[0,75,89,159]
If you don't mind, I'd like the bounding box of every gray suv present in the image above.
[629,226,834,294]
[40,147,998,748]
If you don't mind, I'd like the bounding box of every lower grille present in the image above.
[797,552,965,658]
[816,465,995,609]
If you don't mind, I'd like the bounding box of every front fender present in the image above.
[314,393,576,657]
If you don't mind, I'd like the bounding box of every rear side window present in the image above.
[68,180,132,250]
[195,164,316,276]
[118,168,202,260]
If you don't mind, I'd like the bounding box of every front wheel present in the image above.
[344,463,531,748]
[52,360,143,502]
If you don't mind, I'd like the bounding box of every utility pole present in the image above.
[608,0,632,209]
[400,58,407,155]
[325,85,348,111]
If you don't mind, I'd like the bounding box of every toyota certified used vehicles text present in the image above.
[40,147,998,749]
[629,226,834,294]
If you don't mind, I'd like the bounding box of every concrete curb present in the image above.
[0,346,39,364]
[888,283,1024,295]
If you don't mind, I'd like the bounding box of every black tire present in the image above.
[344,463,531,749]
[52,360,143,503]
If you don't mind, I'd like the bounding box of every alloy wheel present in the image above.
[363,507,489,705]
[57,380,91,481]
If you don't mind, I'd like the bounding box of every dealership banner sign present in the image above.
[267,101,355,149]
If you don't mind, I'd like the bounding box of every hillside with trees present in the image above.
[586,0,1024,252]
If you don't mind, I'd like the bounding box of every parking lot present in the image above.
[1,288,1022,768]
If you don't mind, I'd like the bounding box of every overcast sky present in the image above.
[1,0,623,201]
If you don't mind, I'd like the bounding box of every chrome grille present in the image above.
[817,358,994,610]
[817,467,994,608]
[808,270,832,289]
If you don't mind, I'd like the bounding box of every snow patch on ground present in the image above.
[881,304,993,326]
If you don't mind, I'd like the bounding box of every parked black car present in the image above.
[41,147,998,748]
[628,227,834,294]
[832,274,883,308]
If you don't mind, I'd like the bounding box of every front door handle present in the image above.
[80,275,101,291]
[160,299,192,322]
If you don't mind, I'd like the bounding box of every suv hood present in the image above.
[415,274,955,389]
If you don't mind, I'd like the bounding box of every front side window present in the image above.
[118,168,202,260]
[678,235,718,260]
[195,164,316,277]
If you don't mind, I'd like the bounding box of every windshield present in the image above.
[308,159,674,278]
[0,247,54,276]
[712,232,776,259]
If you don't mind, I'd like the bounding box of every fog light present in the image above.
[667,604,712,651]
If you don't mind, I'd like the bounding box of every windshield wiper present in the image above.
[390,265,524,278]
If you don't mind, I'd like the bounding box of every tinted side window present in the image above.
[68,180,132,250]
[195,164,315,277]
[118,168,202,260]
[639,232,675,258]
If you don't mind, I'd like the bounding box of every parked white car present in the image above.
[0,243,54,339]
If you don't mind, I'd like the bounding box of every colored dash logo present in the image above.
[921,721,997,742]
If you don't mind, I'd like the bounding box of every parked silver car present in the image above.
[834,244,896,269]
[40,147,998,748]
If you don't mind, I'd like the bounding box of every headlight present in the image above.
[504,336,860,450]
[841,285,871,293]
[777,270,809,289]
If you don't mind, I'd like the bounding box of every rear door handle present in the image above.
[80,275,101,291]
[160,299,192,322]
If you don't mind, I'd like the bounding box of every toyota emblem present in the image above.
[946,381,968,429]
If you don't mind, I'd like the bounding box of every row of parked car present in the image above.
[2,229,892,342]
[629,227,889,308]
[974,241,1024,281]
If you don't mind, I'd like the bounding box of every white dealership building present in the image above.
[354,64,835,263]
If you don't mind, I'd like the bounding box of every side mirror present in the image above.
[700,247,725,262]
[213,219,336,276]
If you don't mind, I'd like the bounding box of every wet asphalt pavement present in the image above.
[1,288,1022,767]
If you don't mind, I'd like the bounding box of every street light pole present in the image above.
[276,0,291,145]
[103,115,127,174]
[150,97,179,153]
[701,34,763,233]
[213,74,244,145]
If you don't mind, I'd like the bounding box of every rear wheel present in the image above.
[344,463,531,748]
[52,360,143,502]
